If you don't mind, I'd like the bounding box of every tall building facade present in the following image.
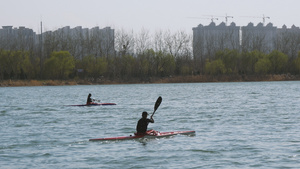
[193,22,300,60]
[275,25,300,59]
[0,26,37,51]
[241,22,277,54]
[0,25,115,59]
[192,22,240,61]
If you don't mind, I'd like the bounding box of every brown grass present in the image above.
[0,80,80,87]
[0,80,43,87]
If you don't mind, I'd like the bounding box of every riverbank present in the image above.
[0,74,299,87]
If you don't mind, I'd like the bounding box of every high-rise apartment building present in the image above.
[193,22,240,61]
[0,25,115,59]
[193,22,300,60]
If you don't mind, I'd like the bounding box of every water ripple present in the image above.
[0,82,300,168]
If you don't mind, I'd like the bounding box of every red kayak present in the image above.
[68,103,116,106]
[89,130,195,141]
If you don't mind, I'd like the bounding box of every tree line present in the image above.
[0,28,300,82]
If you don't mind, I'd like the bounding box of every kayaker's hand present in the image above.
[150,115,154,123]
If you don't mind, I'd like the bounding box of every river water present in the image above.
[1,81,300,168]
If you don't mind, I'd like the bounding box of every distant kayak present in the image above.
[89,130,195,141]
[68,103,116,106]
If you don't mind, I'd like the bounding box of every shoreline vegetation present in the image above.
[1,74,299,87]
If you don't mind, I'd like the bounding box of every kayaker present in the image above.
[136,111,154,134]
[86,93,93,105]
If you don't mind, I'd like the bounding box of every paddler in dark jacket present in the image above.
[136,111,154,134]
[86,93,93,105]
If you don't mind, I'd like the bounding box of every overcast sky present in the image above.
[1,0,299,34]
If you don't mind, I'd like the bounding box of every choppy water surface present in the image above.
[1,81,300,168]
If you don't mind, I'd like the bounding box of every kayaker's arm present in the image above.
[92,99,101,102]
[150,115,154,123]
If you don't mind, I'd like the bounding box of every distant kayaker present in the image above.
[136,111,154,134]
[86,93,93,105]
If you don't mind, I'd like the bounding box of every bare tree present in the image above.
[115,28,135,56]
[153,29,167,53]
[135,28,152,55]
[274,27,291,55]
[164,30,190,58]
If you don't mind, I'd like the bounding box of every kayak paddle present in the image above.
[151,96,162,117]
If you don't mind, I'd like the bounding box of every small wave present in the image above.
[42,153,51,156]
[14,124,31,127]
[44,120,59,124]
[289,140,300,143]
[0,110,8,115]
[188,149,220,154]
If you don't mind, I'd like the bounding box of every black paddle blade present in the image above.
[154,96,162,111]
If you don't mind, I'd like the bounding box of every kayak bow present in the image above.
[89,130,195,141]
